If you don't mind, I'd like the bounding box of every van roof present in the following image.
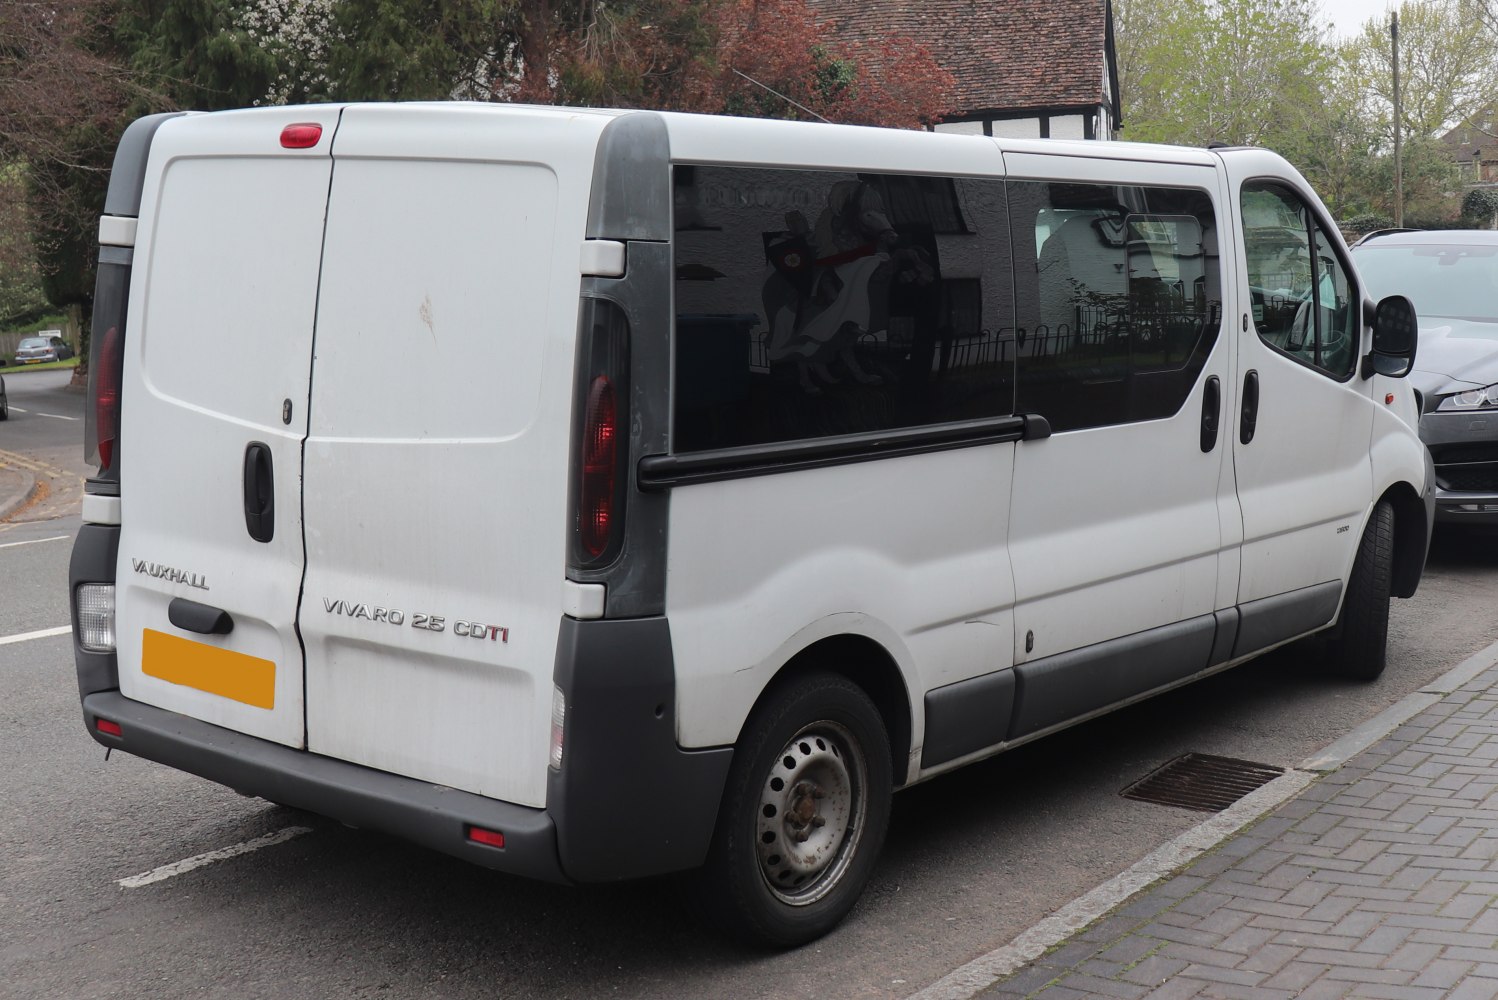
[205,101,1224,172]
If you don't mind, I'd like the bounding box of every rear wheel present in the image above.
[691,671,892,948]
[1323,500,1394,680]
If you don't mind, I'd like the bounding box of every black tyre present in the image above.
[1323,500,1394,681]
[691,671,892,948]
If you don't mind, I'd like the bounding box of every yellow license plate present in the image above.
[142,628,276,709]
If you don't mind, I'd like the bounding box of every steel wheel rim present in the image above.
[755,720,867,906]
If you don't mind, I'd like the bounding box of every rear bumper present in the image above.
[72,519,732,884]
[83,690,569,882]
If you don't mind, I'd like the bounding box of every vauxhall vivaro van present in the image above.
[70,103,1431,946]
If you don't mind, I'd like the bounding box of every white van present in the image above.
[69,103,1432,946]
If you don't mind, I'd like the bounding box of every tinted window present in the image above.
[1010,182,1222,432]
[1240,183,1356,379]
[672,166,1015,453]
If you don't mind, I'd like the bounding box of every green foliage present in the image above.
[325,0,523,102]
[0,167,50,328]
[1116,0,1331,149]
[1341,0,1498,142]
[1118,0,1498,225]
[1464,187,1498,226]
[116,0,283,111]
[1356,135,1466,223]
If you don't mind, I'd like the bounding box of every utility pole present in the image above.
[1392,11,1404,227]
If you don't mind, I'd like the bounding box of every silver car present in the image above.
[13,335,74,364]
[1352,230,1498,525]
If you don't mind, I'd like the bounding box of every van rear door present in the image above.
[297,105,598,809]
[113,108,340,748]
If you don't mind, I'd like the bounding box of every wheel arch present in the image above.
[748,634,914,789]
[1379,479,1428,599]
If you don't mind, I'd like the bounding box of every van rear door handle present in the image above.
[168,597,234,635]
[243,442,275,543]
[1239,370,1260,445]
[1200,376,1221,452]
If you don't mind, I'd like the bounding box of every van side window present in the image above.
[1010,182,1222,433]
[671,166,1015,453]
[1240,183,1357,379]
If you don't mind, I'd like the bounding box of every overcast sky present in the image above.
[1317,0,1400,40]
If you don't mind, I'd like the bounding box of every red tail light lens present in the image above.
[579,376,618,559]
[466,825,505,848]
[96,718,122,737]
[95,325,122,470]
[280,123,323,149]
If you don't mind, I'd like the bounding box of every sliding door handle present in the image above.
[1239,370,1260,445]
[1200,376,1221,453]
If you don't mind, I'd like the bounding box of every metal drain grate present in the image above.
[1121,753,1285,813]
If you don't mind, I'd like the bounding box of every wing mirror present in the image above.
[1363,295,1417,379]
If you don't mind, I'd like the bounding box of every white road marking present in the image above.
[7,407,25,413]
[118,826,314,888]
[0,625,71,646]
[0,534,68,550]
[36,412,80,421]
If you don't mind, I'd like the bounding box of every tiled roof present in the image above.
[806,0,1112,118]
[1441,110,1498,161]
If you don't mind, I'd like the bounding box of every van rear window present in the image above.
[671,165,1016,453]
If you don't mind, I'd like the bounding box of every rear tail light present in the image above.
[76,583,116,652]
[570,299,630,568]
[93,325,122,471]
[95,718,123,737]
[578,376,617,558]
[85,257,130,475]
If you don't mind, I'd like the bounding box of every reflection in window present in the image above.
[1241,184,1355,379]
[1010,182,1223,433]
[672,166,1014,453]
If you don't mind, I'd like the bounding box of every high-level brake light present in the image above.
[280,123,323,149]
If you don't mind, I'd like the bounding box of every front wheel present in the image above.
[1323,500,1394,680]
[690,671,892,948]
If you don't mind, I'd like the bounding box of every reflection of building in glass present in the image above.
[672,165,1016,451]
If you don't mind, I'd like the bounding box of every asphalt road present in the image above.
[0,367,90,525]
[4,377,1498,999]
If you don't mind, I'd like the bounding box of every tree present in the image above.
[319,0,951,127]
[1114,0,1331,149]
[0,0,143,356]
[0,165,50,327]
[1341,0,1498,141]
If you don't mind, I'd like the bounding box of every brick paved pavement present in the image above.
[973,664,1498,1000]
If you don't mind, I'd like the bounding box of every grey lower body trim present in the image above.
[922,669,1016,768]
[1009,615,1219,741]
[1232,580,1341,658]
[1208,608,1240,667]
[83,691,568,882]
[548,616,734,882]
